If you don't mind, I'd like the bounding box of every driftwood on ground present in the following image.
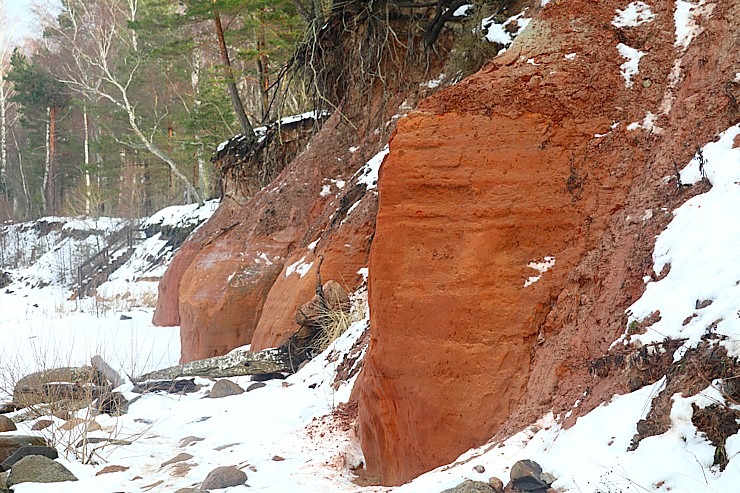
[134,343,310,382]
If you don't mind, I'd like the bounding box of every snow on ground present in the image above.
[2,126,740,492]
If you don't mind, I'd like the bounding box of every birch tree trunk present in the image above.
[43,108,50,214]
[191,50,208,195]
[83,107,91,215]
[0,73,6,193]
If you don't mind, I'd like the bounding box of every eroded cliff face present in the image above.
[153,111,380,361]
[356,0,738,485]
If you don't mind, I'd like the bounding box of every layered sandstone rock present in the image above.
[153,111,381,362]
[356,0,738,485]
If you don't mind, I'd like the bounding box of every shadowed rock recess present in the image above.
[355,0,738,485]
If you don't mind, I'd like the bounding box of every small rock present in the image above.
[7,455,77,486]
[0,471,8,493]
[86,420,101,432]
[200,465,247,490]
[473,464,485,473]
[246,382,267,392]
[119,314,132,320]
[489,477,504,493]
[74,437,131,448]
[208,380,244,398]
[161,453,194,468]
[1,446,58,470]
[272,455,285,461]
[0,417,15,433]
[179,436,204,447]
[540,472,556,485]
[0,271,11,289]
[510,459,548,491]
[60,417,86,431]
[31,419,54,431]
[95,465,129,476]
[440,479,494,493]
[696,299,713,309]
[0,403,16,414]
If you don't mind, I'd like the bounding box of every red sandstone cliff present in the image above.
[153,112,381,361]
[151,0,738,486]
[355,0,738,485]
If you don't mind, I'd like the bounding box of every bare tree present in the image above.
[49,0,203,204]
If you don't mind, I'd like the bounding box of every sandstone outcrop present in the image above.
[355,0,738,485]
[153,110,381,361]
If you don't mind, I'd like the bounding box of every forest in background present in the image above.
[0,0,313,220]
[0,0,511,222]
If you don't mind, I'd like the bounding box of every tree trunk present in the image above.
[83,107,91,215]
[191,50,209,195]
[43,108,50,214]
[0,75,6,193]
[213,12,256,144]
[48,106,58,215]
[257,25,270,121]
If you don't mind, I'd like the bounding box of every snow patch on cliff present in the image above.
[612,1,656,28]
[618,124,740,360]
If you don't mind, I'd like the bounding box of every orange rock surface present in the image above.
[356,0,738,484]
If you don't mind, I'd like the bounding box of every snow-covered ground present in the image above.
[1,124,739,492]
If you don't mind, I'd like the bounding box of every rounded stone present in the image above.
[200,465,247,489]
[7,455,77,486]
[0,417,16,433]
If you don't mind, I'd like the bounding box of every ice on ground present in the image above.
[612,1,656,28]
[617,43,645,88]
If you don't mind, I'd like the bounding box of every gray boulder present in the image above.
[510,459,548,491]
[208,380,244,399]
[7,455,78,486]
[200,465,247,489]
[440,479,495,493]
[1,446,58,471]
[0,436,48,463]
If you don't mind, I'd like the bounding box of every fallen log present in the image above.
[134,342,310,382]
